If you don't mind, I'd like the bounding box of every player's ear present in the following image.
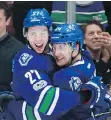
[23,27,28,38]
[72,44,79,58]
[25,33,28,40]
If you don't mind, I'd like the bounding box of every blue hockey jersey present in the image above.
[2,100,60,120]
[11,45,81,119]
[53,50,96,120]
[53,50,96,91]
[53,50,109,120]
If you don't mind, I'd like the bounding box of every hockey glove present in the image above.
[80,76,107,109]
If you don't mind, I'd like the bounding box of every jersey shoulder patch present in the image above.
[69,76,82,91]
[18,53,33,66]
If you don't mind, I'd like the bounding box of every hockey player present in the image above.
[2,9,108,120]
[51,23,96,90]
[50,23,110,120]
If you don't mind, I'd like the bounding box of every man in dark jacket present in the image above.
[0,2,24,92]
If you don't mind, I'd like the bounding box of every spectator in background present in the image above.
[0,2,24,92]
[12,1,53,44]
[82,20,111,94]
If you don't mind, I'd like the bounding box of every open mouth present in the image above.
[35,43,43,48]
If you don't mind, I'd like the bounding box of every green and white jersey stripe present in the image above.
[22,101,41,120]
[34,86,60,115]
[22,85,60,120]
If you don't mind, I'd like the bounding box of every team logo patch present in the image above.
[69,77,82,91]
[19,53,33,66]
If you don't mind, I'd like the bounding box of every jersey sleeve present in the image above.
[12,69,80,116]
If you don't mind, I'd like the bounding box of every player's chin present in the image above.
[35,47,44,54]
[56,61,66,67]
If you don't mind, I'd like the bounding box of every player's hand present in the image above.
[80,76,107,109]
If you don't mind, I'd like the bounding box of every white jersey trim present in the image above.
[34,86,52,111]
[22,101,27,120]
[47,87,60,115]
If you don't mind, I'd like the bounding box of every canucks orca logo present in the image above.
[19,53,33,66]
[69,77,82,91]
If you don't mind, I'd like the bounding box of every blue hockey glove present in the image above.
[90,94,111,118]
[80,76,107,109]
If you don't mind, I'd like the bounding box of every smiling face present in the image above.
[27,26,49,53]
[53,43,73,67]
[85,24,103,51]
